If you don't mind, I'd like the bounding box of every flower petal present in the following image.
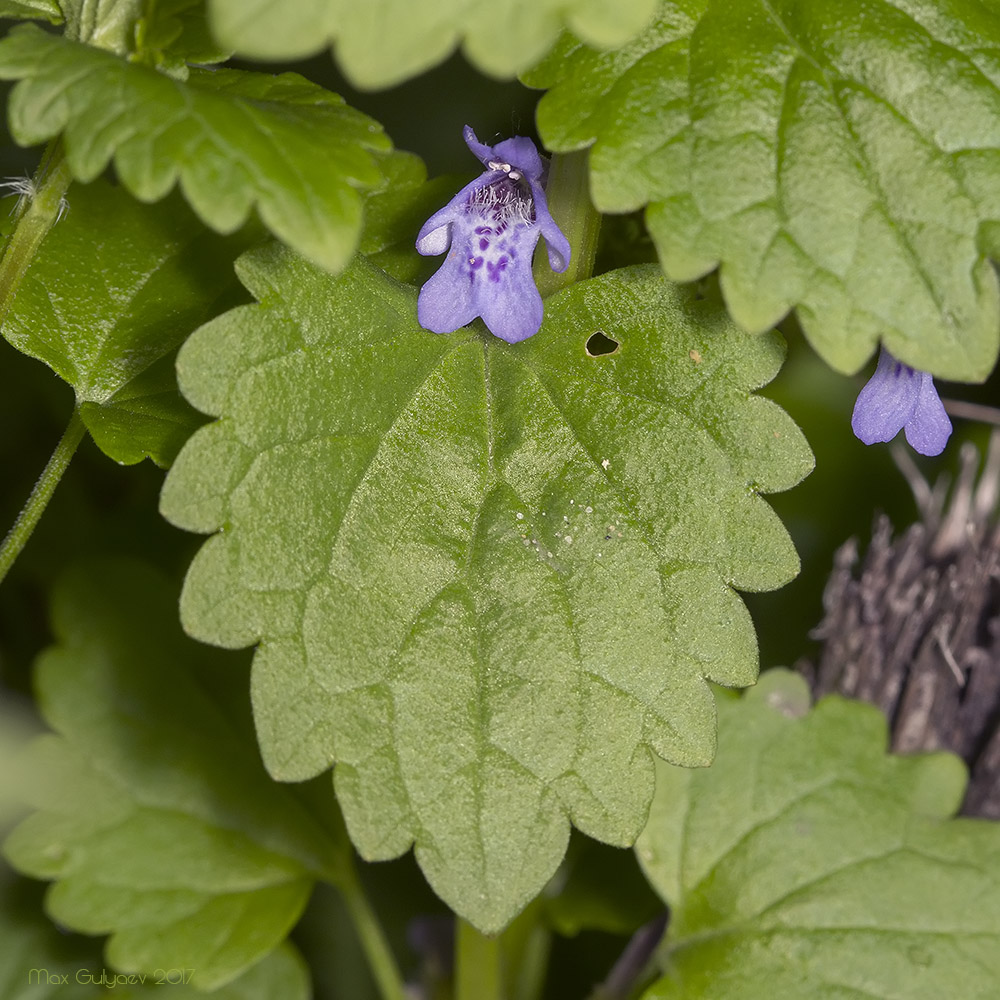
[463,124,496,167]
[529,180,570,273]
[494,136,545,183]
[903,372,952,456]
[415,217,453,256]
[851,349,921,445]
[416,173,501,256]
[417,250,479,334]
[474,246,543,343]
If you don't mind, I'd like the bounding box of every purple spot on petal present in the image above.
[479,238,489,250]
[475,226,492,235]
[486,256,510,282]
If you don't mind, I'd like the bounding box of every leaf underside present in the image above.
[527,0,1000,381]
[0,24,401,273]
[161,245,812,931]
[3,559,345,989]
[207,0,658,89]
[637,670,1000,999]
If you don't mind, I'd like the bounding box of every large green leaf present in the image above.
[636,670,1000,999]
[160,246,812,931]
[3,558,348,989]
[1,180,252,466]
[528,0,1000,382]
[0,24,399,273]
[207,0,657,89]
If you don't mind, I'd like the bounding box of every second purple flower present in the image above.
[415,126,570,344]
[851,348,952,456]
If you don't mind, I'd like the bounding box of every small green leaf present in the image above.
[161,247,812,932]
[135,0,232,74]
[0,24,400,273]
[0,0,62,23]
[636,670,1000,999]
[529,0,1000,382]
[59,0,144,54]
[76,357,204,467]
[207,0,658,89]
[2,180,252,466]
[3,558,348,989]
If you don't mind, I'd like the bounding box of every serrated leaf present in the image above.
[160,246,812,932]
[207,0,658,89]
[0,24,399,273]
[59,0,144,54]
[636,669,1000,999]
[2,558,349,989]
[136,0,232,74]
[1,180,252,466]
[528,0,1000,382]
[0,0,61,22]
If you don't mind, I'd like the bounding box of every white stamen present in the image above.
[468,182,534,226]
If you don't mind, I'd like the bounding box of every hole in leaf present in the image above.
[586,331,620,357]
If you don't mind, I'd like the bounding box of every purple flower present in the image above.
[851,348,952,456]
[415,126,570,344]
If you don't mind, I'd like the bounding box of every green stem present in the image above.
[0,410,85,587]
[533,150,602,299]
[0,139,72,332]
[511,922,550,1000]
[456,920,505,1000]
[337,864,407,1000]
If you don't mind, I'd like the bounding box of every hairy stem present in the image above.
[337,865,407,1000]
[0,410,86,587]
[456,920,505,1000]
[0,139,72,332]
[534,150,602,298]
